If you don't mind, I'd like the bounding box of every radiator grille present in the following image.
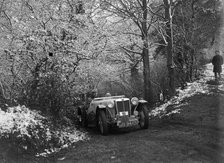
[116,100,130,115]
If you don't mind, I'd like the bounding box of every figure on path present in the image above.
[212,50,223,80]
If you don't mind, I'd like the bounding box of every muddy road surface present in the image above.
[45,90,224,163]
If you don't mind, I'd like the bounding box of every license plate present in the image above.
[119,111,128,116]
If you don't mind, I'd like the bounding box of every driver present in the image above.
[105,92,111,97]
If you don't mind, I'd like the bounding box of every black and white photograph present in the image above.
[0,0,224,162]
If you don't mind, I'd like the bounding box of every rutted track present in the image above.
[40,92,224,163]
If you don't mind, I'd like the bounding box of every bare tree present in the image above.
[163,0,175,95]
[99,0,161,102]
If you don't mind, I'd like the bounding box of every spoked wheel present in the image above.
[139,105,149,129]
[98,110,109,135]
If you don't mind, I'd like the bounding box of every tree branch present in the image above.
[120,46,142,55]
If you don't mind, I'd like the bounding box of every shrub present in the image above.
[0,105,87,158]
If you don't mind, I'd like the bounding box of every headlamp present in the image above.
[131,97,139,105]
[107,102,114,108]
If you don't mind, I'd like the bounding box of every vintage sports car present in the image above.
[77,95,149,135]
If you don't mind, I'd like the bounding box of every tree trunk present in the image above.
[130,66,140,96]
[142,0,152,102]
[142,43,152,102]
[190,0,197,81]
[163,0,175,96]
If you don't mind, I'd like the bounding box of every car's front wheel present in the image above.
[139,105,149,129]
[98,110,109,135]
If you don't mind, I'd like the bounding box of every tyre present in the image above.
[98,110,109,135]
[139,105,149,129]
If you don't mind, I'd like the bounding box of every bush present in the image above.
[0,105,87,159]
[151,57,169,102]
[19,72,76,118]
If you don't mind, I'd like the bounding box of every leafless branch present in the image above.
[120,46,142,55]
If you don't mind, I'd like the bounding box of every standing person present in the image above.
[212,50,223,80]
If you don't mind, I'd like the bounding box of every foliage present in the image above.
[0,0,223,115]
[0,0,112,115]
[98,0,165,102]
[150,63,216,118]
[153,0,223,88]
[0,105,87,157]
[150,57,169,100]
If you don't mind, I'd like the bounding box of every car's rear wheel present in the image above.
[139,105,149,129]
[98,110,109,135]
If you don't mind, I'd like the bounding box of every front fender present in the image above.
[96,105,114,121]
[96,105,106,116]
[138,99,148,104]
[97,104,107,109]
[135,100,149,111]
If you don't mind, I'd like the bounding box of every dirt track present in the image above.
[38,85,224,163]
[6,64,224,163]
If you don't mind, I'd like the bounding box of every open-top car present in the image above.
[77,95,149,135]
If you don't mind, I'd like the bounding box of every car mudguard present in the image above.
[97,104,107,109]
[135,100,149,111]
[96,105,107,116]
[138,99,148,104]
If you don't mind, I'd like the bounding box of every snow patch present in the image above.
[150,63,223,118]
[0,105,88,156]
